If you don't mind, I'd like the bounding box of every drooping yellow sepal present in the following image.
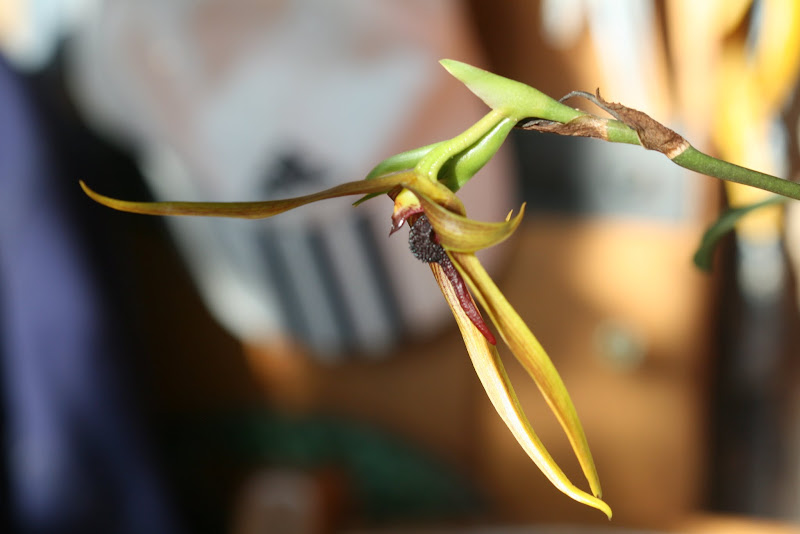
[80,171,465,221]
[430,262,611,519]
[448,251,604,502]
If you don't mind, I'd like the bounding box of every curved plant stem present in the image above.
[415,109,507,182]
[603,120,642,146]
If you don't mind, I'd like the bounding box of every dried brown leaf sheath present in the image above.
[592,90,689,159]
[519,115,610,141]
[519,90,689,160]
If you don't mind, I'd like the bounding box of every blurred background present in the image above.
[3,1,800,533]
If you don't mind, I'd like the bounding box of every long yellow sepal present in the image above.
[430,262,611,519]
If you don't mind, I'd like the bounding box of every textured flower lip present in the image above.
[406,214,497,346]
[407,216,447,264]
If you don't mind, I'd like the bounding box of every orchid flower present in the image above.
[80,60,612,518]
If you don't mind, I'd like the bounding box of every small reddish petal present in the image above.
[390,205,424,236]
[389,220,405,236]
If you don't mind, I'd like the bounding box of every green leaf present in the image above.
[693,196,788,271]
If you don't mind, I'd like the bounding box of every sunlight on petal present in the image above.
[430,262,612,519]
[449,252,603,500]
[416,193,526,252]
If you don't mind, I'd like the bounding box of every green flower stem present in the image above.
[672,146,800,201]
[604,119,642,146]
[438,116,517,192]
[443,59,800,203]
[542,110,800,201]
[581,120,800,200]
[364,142,440,180]
[542,113,800,201]
[415,109,507,182]
[354,143,442,206]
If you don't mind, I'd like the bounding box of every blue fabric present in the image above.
[0,55,180,534]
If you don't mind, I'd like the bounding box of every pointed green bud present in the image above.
[440,59,583,123]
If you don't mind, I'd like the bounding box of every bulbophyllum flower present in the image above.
[80,59,612,518]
